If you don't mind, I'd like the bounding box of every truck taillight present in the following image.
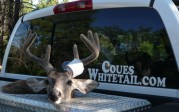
[53,0,92,14]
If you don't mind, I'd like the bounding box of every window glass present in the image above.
[6,7,179,89]
[6,19,53,76]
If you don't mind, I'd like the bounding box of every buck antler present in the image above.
[22,30,54,74]
[3,30,100,104]
[73,30,100,65]
[64,30,100,77]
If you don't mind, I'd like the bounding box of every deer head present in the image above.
[23,30,100,104]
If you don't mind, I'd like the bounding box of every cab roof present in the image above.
[23,0,151,21]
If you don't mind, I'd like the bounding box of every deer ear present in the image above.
[71,79,99,94]
[26,78,45,93]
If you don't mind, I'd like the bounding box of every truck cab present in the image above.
[1,0,179,111]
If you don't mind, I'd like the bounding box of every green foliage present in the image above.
[22,0,58,14]
[36,0,58,9]
[139,41,153,57]
[22,0,40,14]
[99,34,115,61]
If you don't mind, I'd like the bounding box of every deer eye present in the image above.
[67,80,73,86]
[44,80,49,85]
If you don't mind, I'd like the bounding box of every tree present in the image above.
[37,0,58,9]
[0,0,70,64]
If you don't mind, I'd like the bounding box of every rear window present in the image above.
[6,7,179,89]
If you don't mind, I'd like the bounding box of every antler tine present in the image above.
[73,44,79,59]
[80,30,100,66]
[22,30,54,74]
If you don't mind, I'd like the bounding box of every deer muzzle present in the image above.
[48,89,62,103]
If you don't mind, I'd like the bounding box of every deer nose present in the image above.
[48,90,61,102]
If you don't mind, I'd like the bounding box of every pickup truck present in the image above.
[1,0,179,111]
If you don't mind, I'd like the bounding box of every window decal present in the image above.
[88,60,166,87]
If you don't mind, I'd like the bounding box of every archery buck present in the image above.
[2,30,100,104]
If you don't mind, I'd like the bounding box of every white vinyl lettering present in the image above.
[102,61,110,73]
[88,60,167,88]
[88,68,98,80]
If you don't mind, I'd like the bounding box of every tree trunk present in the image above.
[14,0,20,29]
[7,0,14,36]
